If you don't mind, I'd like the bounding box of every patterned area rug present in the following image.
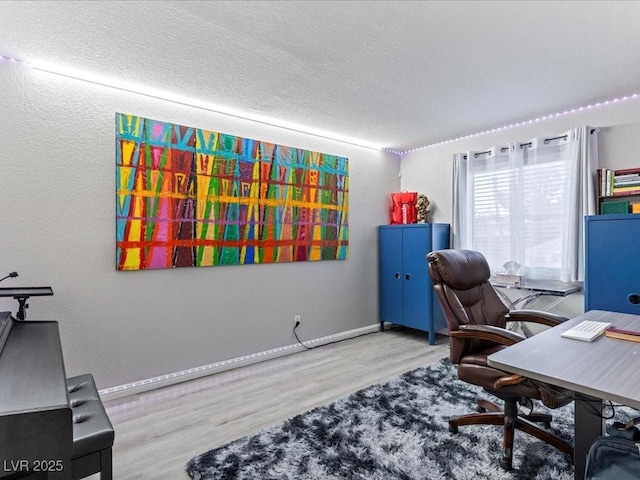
[187,358,582,480]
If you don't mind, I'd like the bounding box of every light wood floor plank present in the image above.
[102,328,449,479]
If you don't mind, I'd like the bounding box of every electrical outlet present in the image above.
[294,314,301,330]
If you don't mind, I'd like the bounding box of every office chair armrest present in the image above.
[453,324,526,346]
[493,374,525,389]
[506,309,569,327]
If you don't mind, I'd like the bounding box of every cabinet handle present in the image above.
[628,294,640,305]
[405,273,411,281]
[395,272,401,280]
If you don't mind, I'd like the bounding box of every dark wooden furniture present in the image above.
[427,249,573,471]
[489,309,640,480]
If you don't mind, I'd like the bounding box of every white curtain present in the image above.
[451,152,467,251]
[451,126,598,282]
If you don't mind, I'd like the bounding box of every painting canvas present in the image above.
[115,113,349,270]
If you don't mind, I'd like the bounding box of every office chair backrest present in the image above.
[427,249,509,363]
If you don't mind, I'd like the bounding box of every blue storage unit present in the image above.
[378,223,450,344]
[585,214,640,314]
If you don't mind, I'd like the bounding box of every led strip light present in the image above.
[3,55,637,155]
[0,53,383,151]
[98,323,382,401]
[384,93,640,156]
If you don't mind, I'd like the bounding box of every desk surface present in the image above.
[488,309,640,410]
[492,279,581,296]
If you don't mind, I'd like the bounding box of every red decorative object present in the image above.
[390,191,417,224]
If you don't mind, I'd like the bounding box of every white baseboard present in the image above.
[99,322,387,401]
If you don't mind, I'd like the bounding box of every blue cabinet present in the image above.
[585,214,640,314]
[378,223,450,344]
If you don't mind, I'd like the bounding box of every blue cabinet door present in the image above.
[379,226,404,325]
[379,224,450,344]
[585,214,640,314]
[402,227,431,330]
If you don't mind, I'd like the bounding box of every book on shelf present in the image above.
[608,169,614,196]
[613,178,640,187]
[615,173,640,180]
[613,187,640,196]
[614,167,640,176]
[598,168,615,197]
[613,169,640,188]
[614,184,640,191]
[605,327,640,343]
[598,167,640,197]
[601,200,630,214]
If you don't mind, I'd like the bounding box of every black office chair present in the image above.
[427,249,574,470]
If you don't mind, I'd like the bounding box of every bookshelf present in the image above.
[597,167,640,214]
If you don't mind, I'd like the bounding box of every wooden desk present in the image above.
[488,310,640,480]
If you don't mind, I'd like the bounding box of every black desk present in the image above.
[488,310,640,480]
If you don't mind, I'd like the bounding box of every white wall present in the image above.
[400,99,640,317]
[0,62,401,389]
[598,122,640,171]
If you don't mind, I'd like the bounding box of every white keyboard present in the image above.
[561,320,612,342]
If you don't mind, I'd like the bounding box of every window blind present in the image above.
[469,143,570,279]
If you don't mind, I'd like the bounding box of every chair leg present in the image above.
[514,417,574,461]
[448,399,573,470]
[478,398,551,426]
[521,412,552,428]
[501,402,518,470]
[477,398,502,413]
[449,411,505,433]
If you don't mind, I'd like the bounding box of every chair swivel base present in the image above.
[448,399,573,470]
[476,398,552,428]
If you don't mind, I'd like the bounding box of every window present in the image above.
[453,127,598,282]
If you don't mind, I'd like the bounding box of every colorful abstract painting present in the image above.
[115,113,349,270]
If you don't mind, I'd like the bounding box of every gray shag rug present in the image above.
[186,358,589,479]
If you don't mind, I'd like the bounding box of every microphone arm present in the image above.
[0,272,18,283]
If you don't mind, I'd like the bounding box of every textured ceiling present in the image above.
[2,1,640,152]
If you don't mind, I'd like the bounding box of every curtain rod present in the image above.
[469,129,598,159]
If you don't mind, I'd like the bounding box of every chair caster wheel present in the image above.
[500,461,513,472]
[449,424,458,434]
[543,422,551,429]
[477,405,487,413]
